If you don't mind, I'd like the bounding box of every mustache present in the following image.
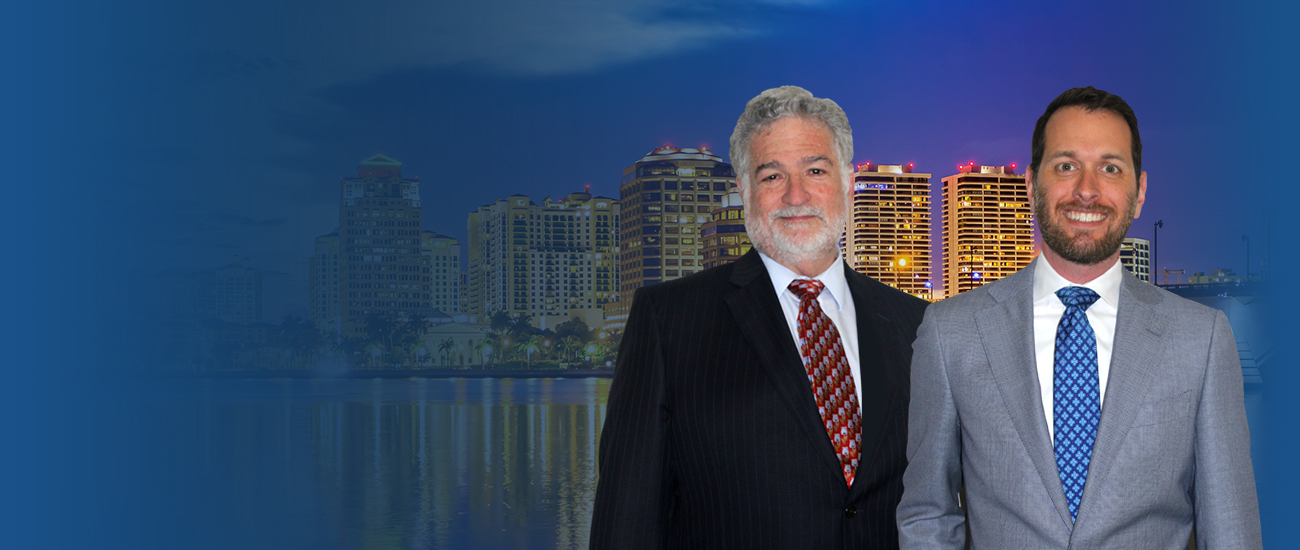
[1054,202,1115,216]
[769,205,827,220]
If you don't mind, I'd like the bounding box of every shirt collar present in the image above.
[1032,254,1123,308]
[758,251,850,311]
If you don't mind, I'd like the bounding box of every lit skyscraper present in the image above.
[338,153,426,337]
[941,163,1034,298]
[700,190,750,270]
[612,145,734,330]
[847,163,933,300]
[1119,237,1151,283]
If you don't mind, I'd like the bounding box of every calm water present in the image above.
[140,377,610,550]
[113,377,1261,550]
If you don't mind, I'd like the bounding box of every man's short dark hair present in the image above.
[1030,86,1142,183]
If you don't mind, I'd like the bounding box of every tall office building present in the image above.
[1119,237,1151,283]
[215,256,262,325]
[338,153,427,337]
[612,145,735,330]
[700,190,750,270]
[308,232,341,334]
[422,231,461,314]
[847,163,933,300]
[466,190,618,330]
[941,163,1034,298]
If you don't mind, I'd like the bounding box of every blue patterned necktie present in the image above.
[1053,286,1101,522]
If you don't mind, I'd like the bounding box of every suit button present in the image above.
[844,505,857,518]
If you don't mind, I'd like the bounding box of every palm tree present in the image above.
[438,337,456,366]
[518,335,546,364]
[508,313,536,341]
[558,335,582,362]
[489,311,513,335]
[471,338,491,367]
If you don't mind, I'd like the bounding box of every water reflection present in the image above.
[160,377,609,550]
[134,379,1261,550]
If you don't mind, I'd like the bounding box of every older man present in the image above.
[898,87,1261,549]
[590,86,928,549]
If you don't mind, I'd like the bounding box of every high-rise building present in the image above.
[847,163,933,300]
[466,190,618,330]
[612,145,735,330]
[338,153,427,337]
[215,256,262,325]
[421,231,461,314]
[1119,237,1151,283]
[700,190,750,270]
[308,232,341,334]
[941,163,1034,298]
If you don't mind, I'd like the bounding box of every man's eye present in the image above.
[1102,164,1121,174]
[809,168,825,175]
[1056,163,1075,172]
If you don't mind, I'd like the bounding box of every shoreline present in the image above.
[140,368,616,380]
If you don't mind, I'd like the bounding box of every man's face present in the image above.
[1027,106,1147,267]
[740,116,850,273]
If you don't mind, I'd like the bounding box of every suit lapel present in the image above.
[1073,270,1167,529]
[975,264,1074,529]
[845,265,904,493]
[723,251,844,478]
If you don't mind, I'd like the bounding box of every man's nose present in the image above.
[1073,167,1101,202]
[784,174,811,205]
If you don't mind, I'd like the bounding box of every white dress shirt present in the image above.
[759,252,862,410]
[1032,255,1124,442]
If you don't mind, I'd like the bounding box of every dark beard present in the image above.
[1033,185,1136,266]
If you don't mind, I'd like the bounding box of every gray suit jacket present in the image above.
[897,261,1261,549]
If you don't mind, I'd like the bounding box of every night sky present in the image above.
[43,0,1274,321]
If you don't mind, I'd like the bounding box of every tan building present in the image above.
[700,191,750,270]
[338,153,427,337]
[466,191,618,331]
[421,231,461,315]
[612,145,735,331]
[847,163,933,300]
[941,163,1035,298]
[1119,237,1151,283]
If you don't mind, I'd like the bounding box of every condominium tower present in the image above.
[1119,237,1151,283]
[338,153,426,337]
[941,163,1034,298]
[308,232,341,334]
[466,190,618,330]
[847,163,933,300]
[422,231,461,314]
[612,145,735,329]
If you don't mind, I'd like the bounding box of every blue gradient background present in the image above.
[3,0,1295,547]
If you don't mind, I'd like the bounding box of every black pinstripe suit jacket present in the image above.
[591,250,929,549]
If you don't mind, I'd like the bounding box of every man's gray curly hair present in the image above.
[729,86,854,191]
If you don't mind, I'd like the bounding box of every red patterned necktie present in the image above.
[788,279,862,486]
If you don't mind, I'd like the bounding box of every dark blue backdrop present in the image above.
[3,0,1296,547]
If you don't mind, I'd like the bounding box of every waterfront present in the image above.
[113,376,1262,550]
[142,377,609,550]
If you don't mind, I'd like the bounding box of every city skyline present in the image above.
[8,1,1294,548]
[104,1,1272,323]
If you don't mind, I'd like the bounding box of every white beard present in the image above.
[746,204,845,268]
